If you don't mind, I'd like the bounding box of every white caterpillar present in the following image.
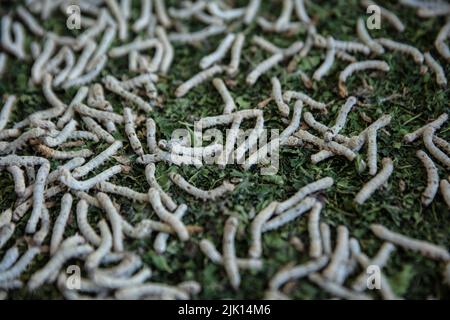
[424,52,447,87]
[371,224,450,261]
[246,53,283,86]
[249,202,278,259]
[25,162,50,234]
[283,91,327,111]
[49,193,73,255]
[213,78,237,115]
[357,18,384,55]
[354,157,394,205]
[416,150,439,207]
[59,165,123,191]
[176,65,224,97]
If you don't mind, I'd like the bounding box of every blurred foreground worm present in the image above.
[25,162,50,234]
[271,77,290,117]
[371,224,450,261]
[308,202,323,258]
[322,226,350,283]
[361,0,405,32]
[424,52,447,87]
[354,157,394,205]
[223,217,240,290]
[249,202,278,259]
[96,192,124,252]
[308,273,372,300]
[416,150,439,207]
[440,180,450,208]
[0,96,17,131]
[338,60,390,97]
[153,204,188,254]
[148,188,189,241]
[423,126,450,168]
[356,18,384,55]
[376,38,423,64]
[169,172,235,201]
[435,21,450,61]
[175,65,224,97]
[0,246,19,272]
[268,256,329,291]
[0,247,40,283]
[49,193,73,255]
[276,177,334,214]
[200,33,235,69]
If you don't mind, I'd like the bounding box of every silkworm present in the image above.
[103,75,153,112]
[320,222,332,255]
[200,239,262,270]
[0,246,19,272]
[376,38,423,64]
[31,38,56,84]
[252,36,283,55]
[222,217,240,290]
[424,52,447,87]
[432,136,450,155]
[294,130,357,161]
[335,50,357,63]
[269,256,329,291]
[212,78,236,115]
[441,179,450,208]
[313,36,336,81]
[169,24,226,43]
[131,0,152,32]
[32,206,51,246]
[87,26,117,71]
[308,202,323,258]
[60,165,122,191]
[227,33,245,76]
[106,0,127,41]
[0,155,49,167]
[207,2,245,21]
[75,103,123,125]
[148,188,189,241]
[246,53,283,86]
[0,247,40,283]
[0,128,20,140]
[404,113,448,143]
[338,60,390,97]
[28,244,93,291]
[357,18,384,55]
[0,223,15,249]
[42,120,78,147]
[154,204,188,253]
[63,54,108,89]
[73,140,123,178]
[96,181,147,203]
[283,91,327,110]
[175,65,224,97]
[234,113,265,164]
[271,77,290,117]
[25,161,50,234]
[275,0,294,31]
[82,116,115,144]
[308,273,372,300]
[0,209,12,230]
[7,166,26,198]
[85,220,113,271]
[0,53,6,77]
[92,267,152,290]
[96,192,124,252]
[276,177,333,214]
[169,1,207,19]
[115,283,189,300]
[67,40,97,81]
[144,163,177,211]
[49,193,73,255]
[200,33,235,69]
[249,202,278,259]
[0,95,16,131]
[75,9,108,48]
[34,143,93,160]
[244,0,261,24]
[76,199,101,246]
[122,108,143,157]
[169,172,235,201]
[323,225,350,283]
[371,224,450,261]
[263,197,317,232]
[416,150,439,207]
[435,21,450,61]
[354,157,394,205]
[361,0,405,32]
[155,0,171,28]
[16,5,45,36]
[1,16,26,60]
[293,0,311,23]
[303,112,351,145]
[53,48,76,87]
[423,126,450,168]
[153,27,174,74]
[109,38,162,58]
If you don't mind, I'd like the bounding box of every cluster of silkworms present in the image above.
[0,0,448,300]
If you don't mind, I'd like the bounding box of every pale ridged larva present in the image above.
[96,192,124,252]
[249,202,278,259]
[308,202,323,258]
[0,247,40,283]
[59,165,123,191]
[308,273,372,300]
[354,157,394,205]
[271,77,290,117]
[175,65,224,97]
[213,78,237,115]
[49,193,73,255]
[96,181,148,203]
[424,52,447,87]
[361,0,405,32]
[416,150,439,207]
[154,204,188,254]
[403,113,448,143]
[25,162,50,234]
[423,126,450,168]
[357,18,384,55]
[85,220,113,271]
[371,224,450,261]
[200,33,236,69]
[76,199,101,246]
[283,90,327,111]
[144,163,177,211]
[377,38,423,64]
[246,53,283,86]
[123,107,144,157]
[0,96,16,131]
[440,179,450,208]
